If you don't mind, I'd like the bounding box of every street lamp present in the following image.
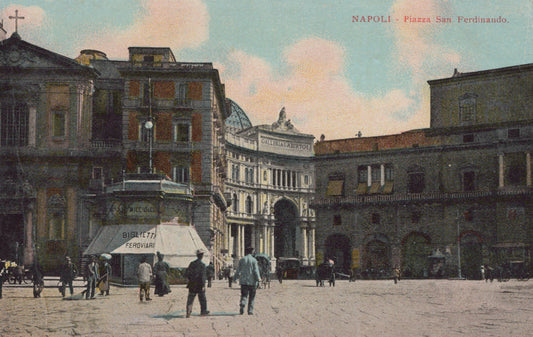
[145,77,153,174]
[145,119,153,173]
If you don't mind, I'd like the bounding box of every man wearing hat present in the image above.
[184,249,209,317]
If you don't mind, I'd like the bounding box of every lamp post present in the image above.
[145,119,153,173]
[457,209,462,279]
[145,77,153,174]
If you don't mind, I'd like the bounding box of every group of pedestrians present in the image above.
[136,247,262,317]
[60,255,112,299]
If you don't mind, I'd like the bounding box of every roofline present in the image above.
[427,63,533,85]
[316,128,430,144]
[0,33,99,77]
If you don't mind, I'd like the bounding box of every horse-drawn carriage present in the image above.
[255,253,271,289]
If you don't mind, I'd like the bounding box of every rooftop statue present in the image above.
[272,107,295,131]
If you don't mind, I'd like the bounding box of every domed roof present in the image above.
[226,99,252,131]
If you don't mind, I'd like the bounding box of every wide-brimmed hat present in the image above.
[196,249,206,255]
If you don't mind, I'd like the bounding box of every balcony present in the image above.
[91,139,122,150]
[311,188,533,207]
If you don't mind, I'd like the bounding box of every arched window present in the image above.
[232,193,238,213]
[245,196,253,214]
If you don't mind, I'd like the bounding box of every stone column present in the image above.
[23,202,34,265]
[527,152,531,187]
[262,223,268,254]
[241,225,246,257]
[251,223,256,251]
[498,153,504,188]
[308,226,316,265]
[301,224,308,265]
[380,164,385,186]
[269,222,275,257]
[367,165,372,186]
[236,224,242,259]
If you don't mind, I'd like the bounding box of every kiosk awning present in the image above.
[83,223,210,268]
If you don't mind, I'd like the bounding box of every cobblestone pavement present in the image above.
[2,278,533,336]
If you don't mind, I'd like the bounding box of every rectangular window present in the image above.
[326,174,344,196]
[92,167,103,180]
[463,171,475,191]
[408,173,425,193]
[385,165,394,181]
[176,83,190,106]
[173,166,189,183]
[358,166,368,184]
[371,213,380,224]
[1,102,29,146]
[333,214,342,226]
[142,82,151,106]
[508,128,520,139]
[463,134,474,143]
[371,165,380,183]
[174,123,190,142]
[52,111,66,138]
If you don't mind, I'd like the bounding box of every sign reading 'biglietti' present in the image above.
[121,230,156,249]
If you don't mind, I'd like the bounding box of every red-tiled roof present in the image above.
[314,129,443,155]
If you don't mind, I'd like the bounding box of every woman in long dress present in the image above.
[153,252,171,296]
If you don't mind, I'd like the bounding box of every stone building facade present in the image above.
[76,47,229,271]
[312,64,533,279]
[0,33,97,272]
[0,32,229,273]
[225,101,316,269]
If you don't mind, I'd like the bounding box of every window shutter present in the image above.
[156,112,172,141]
[128,112,139,140]
[191,151,202,183]
[154,152,171,177]
[187,82,203,100]
[126,151,137,172]
[191,113,202,141]
[154,81,175,99]
[129,80,140,97]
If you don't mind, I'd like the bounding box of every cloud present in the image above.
[221,37,422,140]
[389,0,462,82]
[75,0,209,59]
[1,5,46,38]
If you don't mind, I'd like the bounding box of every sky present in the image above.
[1,1,532,140]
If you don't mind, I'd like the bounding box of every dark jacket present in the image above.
[60,262,78,281]
[185,258,207,292]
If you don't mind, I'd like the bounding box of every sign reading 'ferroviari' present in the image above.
[127,201,157,218]
[260,135,312,156]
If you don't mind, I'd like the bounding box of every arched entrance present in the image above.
[325,234,351,273]
[402,232,431,278]
[274,199,298,258]
[0,214,24,263]
[362,234,390,279]
[460,231,483,280]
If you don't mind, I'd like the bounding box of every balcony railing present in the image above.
[311,188,533,207]
[91,139,122,149]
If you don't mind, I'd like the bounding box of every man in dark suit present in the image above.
[184,249,209,318]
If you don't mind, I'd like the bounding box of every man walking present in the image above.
[184,249,209,318]
[86,255,99,299]
[234,247,261,315]
[137,256,152,301]
[206,262,215,288]
[60,256,78,297]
